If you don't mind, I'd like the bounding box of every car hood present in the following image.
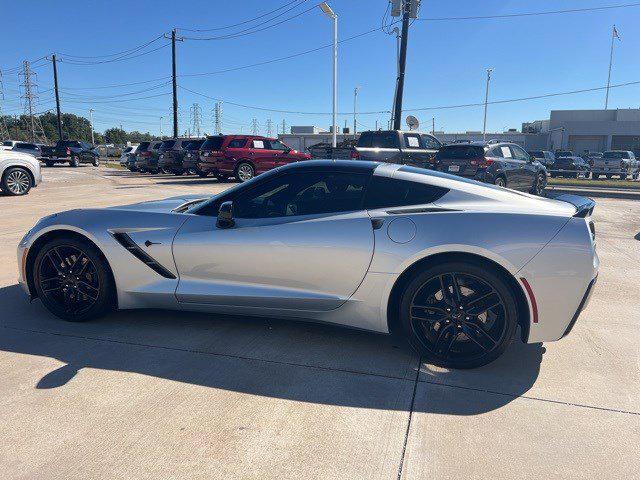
[0,150,39,162]
[106,194,213,213]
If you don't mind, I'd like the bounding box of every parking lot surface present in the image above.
[0,166,638,479]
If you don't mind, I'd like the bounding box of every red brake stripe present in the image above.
[520,277,539,324]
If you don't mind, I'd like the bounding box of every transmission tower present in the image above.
[281,119,287,135]
[0,71,10,140]
[212,102,222,134]
[189,103,202,138]
[265,118,273,137]
[18,61,47,143]
[250,118,260,135]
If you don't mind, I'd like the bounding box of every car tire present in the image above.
[92,158,99,167]
[197,170,209,178]
[215,174,229,182]
[1,167,33,196]
[493,176,506,188]
[531,172,546,196]
[399,261,519,369]
[236,162,255,183]
[32,236,115,322]
[45,161,54,168]
[619,173,627,180]
[70,157,80,168]
[173,170,184,176]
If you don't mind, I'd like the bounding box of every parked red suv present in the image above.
[197,135,311,182]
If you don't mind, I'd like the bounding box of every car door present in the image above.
[401,133,430,168]
[510,145,536,190]
[268,139,298,167]
[494,145,520,188]
[173,170,374,313]
[244,138,277,174]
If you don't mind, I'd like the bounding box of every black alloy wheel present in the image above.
[532,172,546,195]
[400,262,518,369]
[33,238,113,321]
[494,176,506,188]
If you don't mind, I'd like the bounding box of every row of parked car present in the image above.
[527,149,639,180]
[121,136,311,182]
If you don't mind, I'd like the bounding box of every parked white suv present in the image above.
[0,150,42,195]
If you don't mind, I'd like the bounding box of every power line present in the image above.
[61,43,170,65]
[418,2,640,22]
[61,76,172,91]
[181,3,320,41]
[63,92,172,104]
[60,81,171,100]
[180,23,399,78]
[59,35,165,59]
[178,0,309,32]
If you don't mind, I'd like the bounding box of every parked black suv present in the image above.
[41,140,98,167]
[351,130,442,168]
[158,138,201,175]
[134,141,163,173]
[181,138,206,175]
[435,142,547,195]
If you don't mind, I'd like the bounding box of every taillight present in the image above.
[350,150,360,159]
[477,157,494,168]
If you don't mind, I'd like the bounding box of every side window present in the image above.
[268,140,290,151]
[372,132,400,149]
[488,147,503,158]
[500,146,513,158]
[364,176,448,209]
[251,139,266,149]
[421,135,441,150]
[403,134,422,148]
[227,139,246,149]
[357,133,373,148]
[510,145,529,160]
[234,172,367,219]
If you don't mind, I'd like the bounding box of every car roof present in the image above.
[278,159,380,174]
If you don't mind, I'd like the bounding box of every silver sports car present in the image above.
[17,160,598,368]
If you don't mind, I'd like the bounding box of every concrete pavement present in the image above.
[0,165,638,479]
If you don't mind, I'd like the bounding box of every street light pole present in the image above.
[320,3,338,148]
[160,116,163,138]
[89,108,95,145]
[353,86,360,136]
[482,68,493,142]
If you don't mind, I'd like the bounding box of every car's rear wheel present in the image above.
[33,237,114,322]
[197,170,209,178]
[2,167,33,196]
[494,176,506,188]
[236,162,255,182]
[92,158,99,167]
[70,157,80,167]
[531,172,546,196]
[399,262,518,369]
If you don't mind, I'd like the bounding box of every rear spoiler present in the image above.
[552,193,596,218]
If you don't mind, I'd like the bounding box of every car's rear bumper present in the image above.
[561,276,597,338]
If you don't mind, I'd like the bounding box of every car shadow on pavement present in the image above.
[0,283,542,415]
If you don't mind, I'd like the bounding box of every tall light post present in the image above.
[320,2,337,148]
[160,116,164,138]
[605,25,621,109]
[482,68,494,142]
[353,86,360,136]
[88,108,95,145]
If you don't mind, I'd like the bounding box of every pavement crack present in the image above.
[396,356,421,480]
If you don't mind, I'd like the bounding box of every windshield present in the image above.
[137,142,151,151]
[603,151,625,159]
[435,145,484,160]
[160,140,176,150]
[202,137,225,150]
[186,139,205,150]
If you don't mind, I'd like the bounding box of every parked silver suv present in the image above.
[592,150,639,179]
[0,150,42,195]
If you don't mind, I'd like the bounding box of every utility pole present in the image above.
[390,26,401,126]
[164,29,183,138]
[250,118,259,135]
[51,54,63,140]
[392,0,420,130]
[482,68,493,142]
[89,108,95,145]
[266,118,273,136]
[190,103,202,137]
[213,102,222,134]
[605,25,621,109]
[432,117,435,134]
[375,119,378,131]
[159,116,163,138]
[353,86,360,136]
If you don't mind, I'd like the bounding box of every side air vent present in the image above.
[111,232,177,279]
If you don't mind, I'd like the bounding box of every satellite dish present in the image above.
[406,115,419,130]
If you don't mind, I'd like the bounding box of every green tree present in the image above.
[104,127,128,145]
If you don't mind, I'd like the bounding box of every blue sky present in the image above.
[2,0,640,135]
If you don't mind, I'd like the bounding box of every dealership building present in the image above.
[278,109,640,155]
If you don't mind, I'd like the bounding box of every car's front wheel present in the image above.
[531,172,546,196]
[399,261,518,369]
[33,237,114,322]
[494,176,506,188]
[2,167,33,196]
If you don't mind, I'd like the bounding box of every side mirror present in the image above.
[216,201,235,229]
